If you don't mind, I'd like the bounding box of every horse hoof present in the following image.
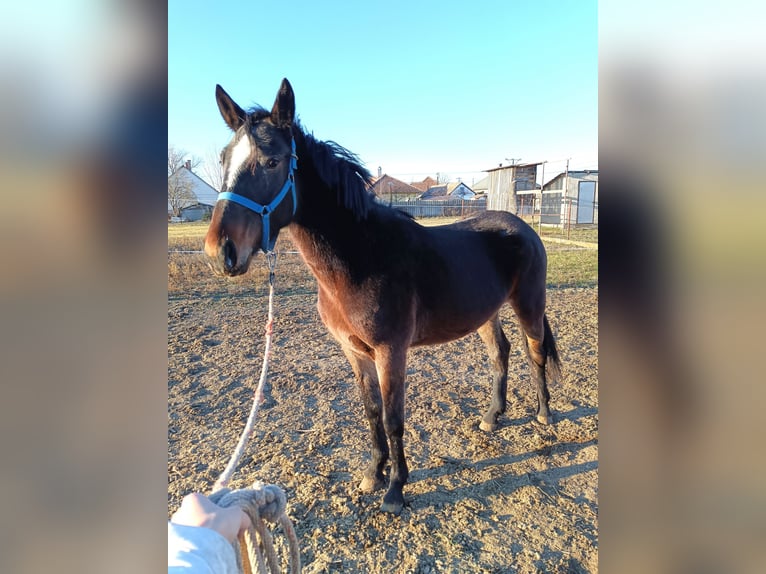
[536,413,553,425]
[380,499,404,515]
[479,420,498,432]
[359,476,384,493]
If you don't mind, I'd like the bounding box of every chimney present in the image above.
[377,166,382,178]
[184,159,191,171]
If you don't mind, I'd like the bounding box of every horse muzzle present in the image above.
[205,236,253,277]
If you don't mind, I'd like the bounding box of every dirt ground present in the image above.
[168,239,598,573]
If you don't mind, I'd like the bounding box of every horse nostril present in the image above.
[223,239,237,271]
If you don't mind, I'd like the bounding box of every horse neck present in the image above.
[289,139,364,271]
[291,132,369,228]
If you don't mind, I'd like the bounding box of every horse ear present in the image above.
[270,78,295,128]
[215,84,246,131]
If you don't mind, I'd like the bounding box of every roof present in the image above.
[447,182,473,194]
[542,169,599,189]
[471,175,489,191]
[419,184,448,200]
[409,176,437,192]
[484,162,544,173]
[369,174,422,197]
[181,203,214,211]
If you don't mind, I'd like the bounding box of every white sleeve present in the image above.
[168,522,239,574]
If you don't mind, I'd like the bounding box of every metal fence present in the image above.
[382,198,487,218]
[518,194,598,226]
[378,194,598,243]
[513,194,597,240]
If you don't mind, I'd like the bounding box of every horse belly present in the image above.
[414,289,507,346]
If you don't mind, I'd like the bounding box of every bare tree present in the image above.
[436,172,451,184]
[168,173,196,218]
[203,145,225,192]
[168,146,200,218]
[168,145,201,176]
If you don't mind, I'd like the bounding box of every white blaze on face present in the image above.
[225,134,253,190]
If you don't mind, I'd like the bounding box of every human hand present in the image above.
[171,493,251,543]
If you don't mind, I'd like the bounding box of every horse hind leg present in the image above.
[342,347,388,493]
[476,314,511,432]
[519,315,559,425]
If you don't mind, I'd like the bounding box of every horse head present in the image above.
[205,79,297,276]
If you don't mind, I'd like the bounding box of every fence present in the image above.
[382,198,487,218]
[517,193,599,239]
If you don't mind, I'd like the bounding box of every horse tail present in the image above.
[543,314,561,382]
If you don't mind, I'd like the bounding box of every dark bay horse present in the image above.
[205,79,561,514]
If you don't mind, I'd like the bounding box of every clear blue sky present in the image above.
[169,0,597,187]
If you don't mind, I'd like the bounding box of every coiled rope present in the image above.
[209,482,301,574]
[210,252,301,573]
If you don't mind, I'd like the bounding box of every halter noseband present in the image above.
[217,137,298,253]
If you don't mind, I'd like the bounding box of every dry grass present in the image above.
[168,221,208,253]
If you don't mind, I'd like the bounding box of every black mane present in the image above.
[296,128,376,220]
[243,107,377,220]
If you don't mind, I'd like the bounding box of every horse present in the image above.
[204,79,561,514]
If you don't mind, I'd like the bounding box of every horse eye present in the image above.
[267,158,280,169]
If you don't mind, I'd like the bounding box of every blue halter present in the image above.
[217,137,298,253]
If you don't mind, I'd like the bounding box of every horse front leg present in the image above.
[342,347,388,493]
[375,346,409,514]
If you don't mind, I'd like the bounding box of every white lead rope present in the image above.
[214,251,278,492]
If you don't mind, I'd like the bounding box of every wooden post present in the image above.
[539,161,545,236]
[563,158,570,235]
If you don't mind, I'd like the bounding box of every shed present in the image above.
[541,170,598,225]
[484,162,542,214]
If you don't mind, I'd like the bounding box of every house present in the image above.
[369,174,422,202]
[409,176,437,193]
[419,182,476,200]
[484,162,542,214]
[447,182,475,200]
[541,170,598,225]
[168,162,218,221]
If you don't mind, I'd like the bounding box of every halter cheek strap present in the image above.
[217,137,298,253]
